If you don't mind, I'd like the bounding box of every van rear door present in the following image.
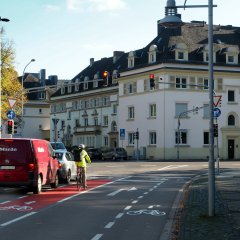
[0,139,34,186]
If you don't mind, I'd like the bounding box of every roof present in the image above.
[51,22,240,98]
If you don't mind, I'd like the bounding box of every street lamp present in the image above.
[21,59,35,130]
[0,16,10,138]
[159,0,217,217]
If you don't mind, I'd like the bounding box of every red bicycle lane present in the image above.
[0,179,111,212]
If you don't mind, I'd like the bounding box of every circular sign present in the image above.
[213,107,221,118]
[6,110,16,120]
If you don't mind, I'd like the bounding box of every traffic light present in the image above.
[213,123,218,137]
[102,71,108,86]
[14,124,18,133]
[149,74,155,88]
[57,131,60,138]
[135,131,139,140]
[7,120,14,134]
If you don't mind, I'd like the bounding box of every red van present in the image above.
[0,138,59,194]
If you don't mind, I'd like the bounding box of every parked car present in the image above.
[101,147,128,160]
[54,150,77,183]
[86,147,103,160]
[0,138,59,194]
[50,142,67,151]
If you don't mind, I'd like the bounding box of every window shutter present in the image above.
[197,77,203,90]
[169,76,175,89]
[133,82,137,93]
[189,77,195,89]
[217,78,223,91]
[123,84,127,95]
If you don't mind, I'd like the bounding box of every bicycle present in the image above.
[76,167,84,191]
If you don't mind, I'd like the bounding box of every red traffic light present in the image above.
[149,74,155,79]
[7,120,13,126]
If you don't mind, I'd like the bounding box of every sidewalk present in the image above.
[171,170,240,240]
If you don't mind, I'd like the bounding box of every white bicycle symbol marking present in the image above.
[0,205,33,211]
[127,209,166,216]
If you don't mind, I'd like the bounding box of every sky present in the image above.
[1,0,240,80]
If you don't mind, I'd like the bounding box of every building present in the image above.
[50,56,122,149]
[49,17,240,160]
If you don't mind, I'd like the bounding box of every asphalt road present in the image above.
[0,161,236,240]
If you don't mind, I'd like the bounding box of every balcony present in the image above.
[74,124,101,135]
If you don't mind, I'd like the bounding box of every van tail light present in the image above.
[28,163,35,171]
[58,162,62,168]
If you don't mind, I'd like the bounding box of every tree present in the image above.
[1,28,26,122]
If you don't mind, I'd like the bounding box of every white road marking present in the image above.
[105,222,115,229]
[107,189,124,197]
[124,206,132,211]
[158,165,188,171]
[138,196,143,199]
[18,196,28,199]
[91,234,103,240]
[0,201,11,205]
[132,200,138,204]
[115,213,124,219]
[0,212,37,227]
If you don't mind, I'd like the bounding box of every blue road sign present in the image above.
[6,110,16,120]
[213,107,221,118]
[120,128,125,140]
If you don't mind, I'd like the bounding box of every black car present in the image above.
[86,148,103,160]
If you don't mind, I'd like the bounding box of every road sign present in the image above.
[6,110,16,120]
[7,98,17,109]
[120,128,125,140]
[213,107,221,118]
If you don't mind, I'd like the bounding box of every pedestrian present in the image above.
[76,144,91,189]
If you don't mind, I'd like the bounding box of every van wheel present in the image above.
[65,170,71,184]
[33,175,42,194]
[50,172,59,188]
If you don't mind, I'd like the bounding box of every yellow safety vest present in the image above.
[76,150,91,167]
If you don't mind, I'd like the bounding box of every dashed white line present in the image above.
[0,212,37,227]
[138,196,143,199]
[115,213,124,219]
[105,222,115,229]
[124,206,132,211]
[132,200,138,204]
[0,201,11,205]
[91,234,103,240]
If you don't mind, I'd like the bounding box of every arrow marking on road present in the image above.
[107,187,137,197]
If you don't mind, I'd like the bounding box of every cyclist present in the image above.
[76,144,91,189]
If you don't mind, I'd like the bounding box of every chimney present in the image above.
[90,58,94,67]
[113,51,124,63]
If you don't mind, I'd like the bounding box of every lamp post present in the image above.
[159,0,217,217]
[0,17,10,138]
[21,59,35,131]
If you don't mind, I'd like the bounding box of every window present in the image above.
[113,104,117,114]
[149,104,156,118]
[227,55,234,63]
[203,104,210,118]
[177,51,184,60]
[68,110,71,120]
[104,136,108,146]
[103,116,108,126]
[203,78,209,90]
[175,103,188,118]
[228,90,235,102]
[94,117,98,126]
[39,109,42,114]
[84,117,88,126]
[93,81,98,88]
[176,77,187,89]
[203,131,209,145]
[128,106,135,119]
[75,119,80,127]
[149,132,157,145]
[228,115,235,126]
[84,82,88,90]
[175,130,187,144]
[128,133,135,145]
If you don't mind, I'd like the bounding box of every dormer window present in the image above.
[225,47,239,64]
[203,44,216,63]
[174,43,188,61]
[61,86,65,94]
[75,78,79,91]
[68,85,71,93]
[128,51,135,68]
[148,45,157,64]
[84,76,89,90]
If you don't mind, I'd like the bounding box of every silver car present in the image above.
[54,150,77,183]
